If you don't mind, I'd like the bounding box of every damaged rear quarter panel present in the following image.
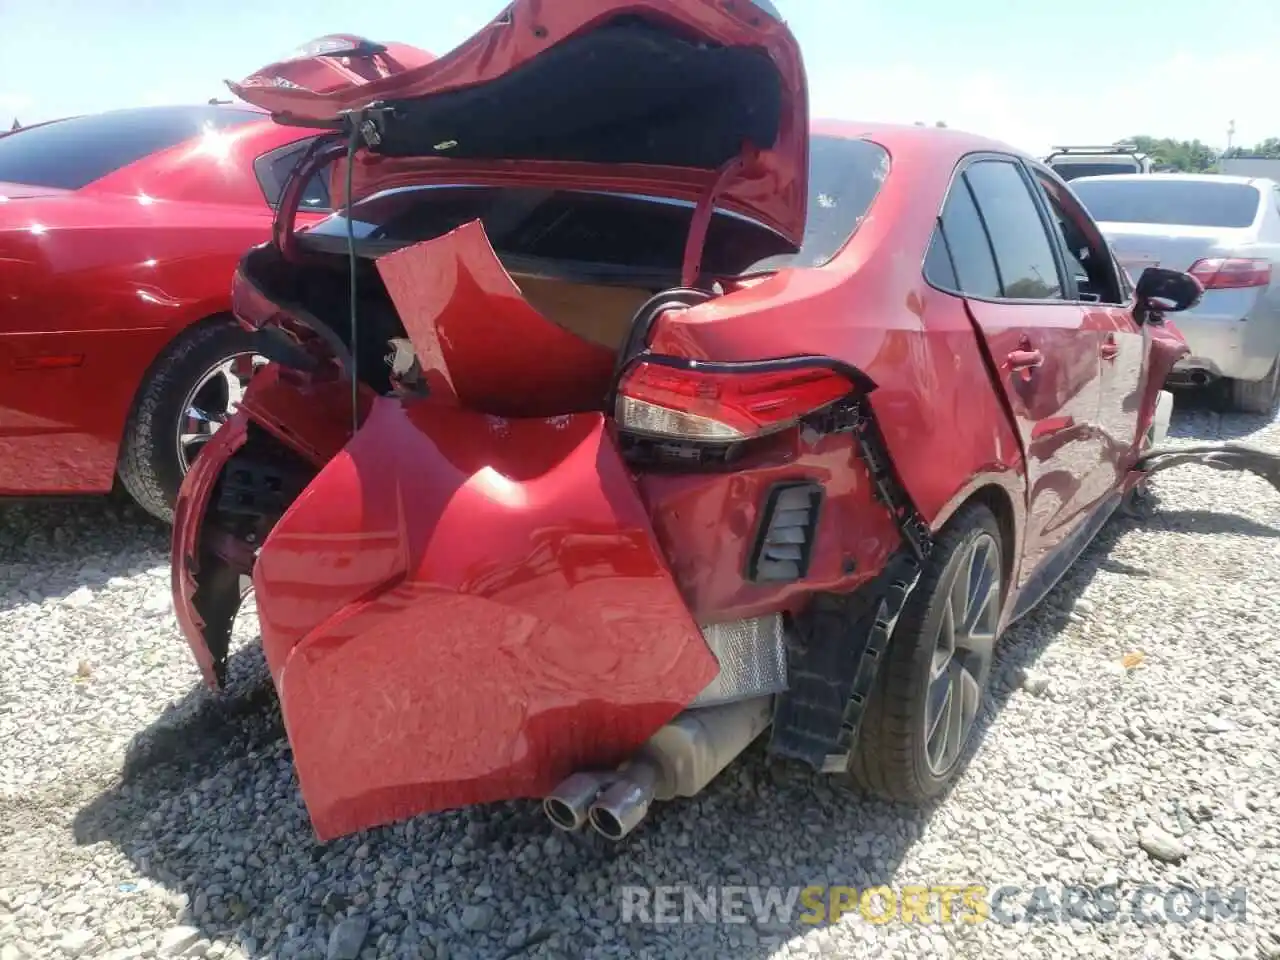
[250,397,717,840]
[647,271,1029,598]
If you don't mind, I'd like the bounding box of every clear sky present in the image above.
[1,0,1275,155]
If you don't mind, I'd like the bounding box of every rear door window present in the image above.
[1071,179,1263,228]
[923,231,958,290]
[0,105,261,190]
[928,177,1001,298]
[964,160,1064,300]
[1031,170,1125,304]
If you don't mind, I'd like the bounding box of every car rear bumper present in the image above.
[171,375,724,839]
[1167,290,1280,383]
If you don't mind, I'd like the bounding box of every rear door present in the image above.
[1030,166,1151,484]
[929,156,1104,591]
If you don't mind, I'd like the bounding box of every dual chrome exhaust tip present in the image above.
[541,696,775,842]
[542,766,656,841]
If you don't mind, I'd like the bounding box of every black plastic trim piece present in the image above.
[745,480,825,584]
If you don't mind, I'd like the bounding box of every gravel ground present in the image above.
[2,396,1279,960]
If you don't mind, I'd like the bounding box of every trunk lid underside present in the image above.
[230,0,810,246]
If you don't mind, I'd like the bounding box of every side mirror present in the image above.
[1135,266,1202,322]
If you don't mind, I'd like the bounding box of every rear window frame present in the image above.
[0,105,263,191]
[295,134,892,280]
[1070,178,1265,229]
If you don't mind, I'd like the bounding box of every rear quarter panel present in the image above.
[648,135,1028,613]
[0,195,276,493]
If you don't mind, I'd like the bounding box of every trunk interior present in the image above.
[240,241,663,408]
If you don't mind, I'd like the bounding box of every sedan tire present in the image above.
[849,502,1005,802]
[118,317,264,523]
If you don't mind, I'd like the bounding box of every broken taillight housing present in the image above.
[615,360,855,441]
[1187,258,1273,290]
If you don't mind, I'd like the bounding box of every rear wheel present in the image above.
[1228,356,1280,415]
[118,318,266,523]
[848,503,1004,802]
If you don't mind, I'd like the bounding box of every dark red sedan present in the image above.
[171,1,1211,843]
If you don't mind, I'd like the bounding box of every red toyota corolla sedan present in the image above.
[171,1,1206,842]
[0,43,431,521]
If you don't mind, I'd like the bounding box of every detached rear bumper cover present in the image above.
[172,413,250,690]
[172,388,717,840]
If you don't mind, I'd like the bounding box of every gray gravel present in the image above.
[2,395,1279,960]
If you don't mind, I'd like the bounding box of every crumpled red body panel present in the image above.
[245,398,715,840]
[171,415,248,690]
[374,221,616,416]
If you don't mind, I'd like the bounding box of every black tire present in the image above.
[848,502,1005,803]
[1228,356,1280,415]
[117,317,258,523]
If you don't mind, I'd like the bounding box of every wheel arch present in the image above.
[115,311,242,459]
[930,476,1022,604]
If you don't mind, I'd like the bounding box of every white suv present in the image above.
[1044,144,1154,181]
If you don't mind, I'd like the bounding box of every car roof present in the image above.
[812,118,1030,161]
[30,102,269,127]
[1070,172,1267,187]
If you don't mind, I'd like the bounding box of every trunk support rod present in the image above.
[680,144,758,288]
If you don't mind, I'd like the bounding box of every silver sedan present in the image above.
[1071,173,1280,413]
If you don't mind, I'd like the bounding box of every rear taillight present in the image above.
[615,360,855,441]
[1187,258,1272,290]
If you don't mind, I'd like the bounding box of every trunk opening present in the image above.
[239,220,719,416]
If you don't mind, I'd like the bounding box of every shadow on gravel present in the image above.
[1167,386,1278,441]
[65,496,1250,959]
[0,492,168,614]
[1148,509,1280,538]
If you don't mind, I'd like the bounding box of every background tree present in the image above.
[1224,137,1280,159]
[1124,136,1218,172]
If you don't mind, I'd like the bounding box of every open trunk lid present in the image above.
[229,0,809,247]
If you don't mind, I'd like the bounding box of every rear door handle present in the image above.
[1007,349,1044,372]
[1101,334,1119,361]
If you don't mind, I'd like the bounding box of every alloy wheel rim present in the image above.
[176,353,268,472]
[924,532,1001,775]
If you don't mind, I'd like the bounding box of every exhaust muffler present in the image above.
[545,696,774,841]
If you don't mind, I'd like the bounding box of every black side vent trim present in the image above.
[747,481,824,583]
